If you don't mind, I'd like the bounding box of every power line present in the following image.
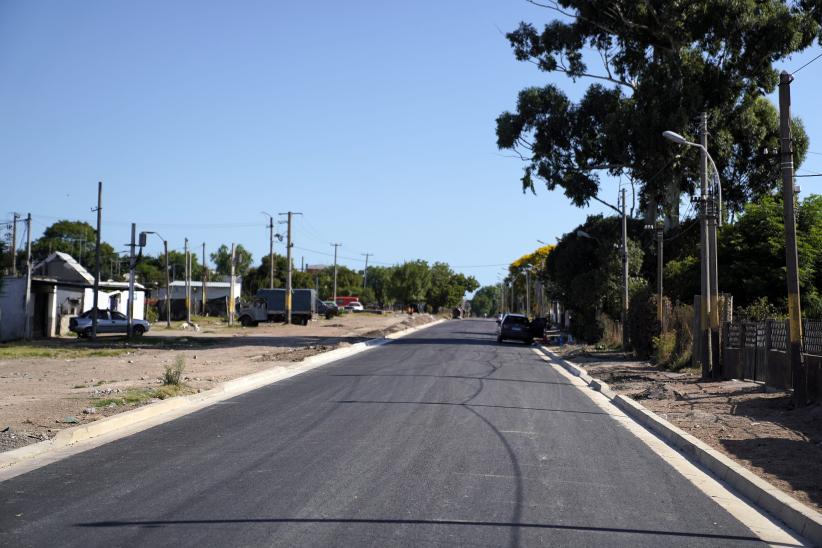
[791,51,822,76]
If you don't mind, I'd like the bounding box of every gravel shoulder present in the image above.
[554,345,822,515]
[0,313,436,453]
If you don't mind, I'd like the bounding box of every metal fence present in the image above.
[722,319,822,401]
[724,319,822,355]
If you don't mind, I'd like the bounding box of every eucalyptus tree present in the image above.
[497,0,818,219]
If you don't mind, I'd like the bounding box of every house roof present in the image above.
[167,280,237,288]
[33,251,95,285]
[31,252,144,289]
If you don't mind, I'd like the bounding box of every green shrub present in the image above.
[652,331,676,364]
[570,309,603,344]
[145,305,159,323]
[735,297,784,321]
[627,287,664,358]
[163,355,185,386]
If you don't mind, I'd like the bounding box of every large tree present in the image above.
[211,244,253,277]
[31,220,118,272]
[497,1,818,217]
[426,262,480,312]
[471,285,502,317]
[545,214,645,340]
[390,260,432,307]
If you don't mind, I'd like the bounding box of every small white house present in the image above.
[27,252,145,337]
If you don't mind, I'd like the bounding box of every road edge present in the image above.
[538,345,822,546]
[0,318,446,475]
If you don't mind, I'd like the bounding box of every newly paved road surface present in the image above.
[1,320,774,546]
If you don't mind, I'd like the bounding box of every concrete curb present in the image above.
[0,318,445,473]
[538,345,822,546]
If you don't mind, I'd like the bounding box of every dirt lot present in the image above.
[0,313,436,453]
[554,346,822,514]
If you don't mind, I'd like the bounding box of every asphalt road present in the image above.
[1,320,772,547]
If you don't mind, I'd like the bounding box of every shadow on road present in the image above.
[73,517,771,544]
[328,373,574,387]
[330,399,615,417]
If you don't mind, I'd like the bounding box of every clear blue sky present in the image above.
[1,1,820,288]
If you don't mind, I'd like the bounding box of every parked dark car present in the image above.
[496,313,533,344]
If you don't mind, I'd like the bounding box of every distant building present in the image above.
[154,279,241,311]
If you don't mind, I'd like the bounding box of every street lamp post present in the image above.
[663,127,721,378]
[141,231,171,328]
[261,212,275,289]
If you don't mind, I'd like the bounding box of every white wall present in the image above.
[82,288,145,320]
[0,277,27,342]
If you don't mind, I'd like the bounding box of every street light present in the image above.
[662,131,723,224]
[663,125,720,378]
[141,231,170,328]
[261,211,279,289]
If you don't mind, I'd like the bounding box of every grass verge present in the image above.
[93,385,192,408]
[0,343,127,360]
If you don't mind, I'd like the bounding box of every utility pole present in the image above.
[362,253,372,289]
[91,182,103,339]
[229,243,236,325]
[24,214,32,339]
[10,212,19,276]
[279,212,302,324]
[164,239,170,327]
[127,223,136,338]
[525,269,531,317]
[707,121,721,378]
[331,242,341,304]
[656,222,664,325]
[263,212,275,289]
[779,71,807,407]
[699,112,714,379]
[184,238,191,324]
[621,188,629,351]
[202,242,207,315]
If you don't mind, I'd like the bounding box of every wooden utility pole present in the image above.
[184,238,191,324]
[270,218,276,288]
[24,213,32,339]
[229,243,236,325]
[779,71,807,406]
[621,188,629,351]
[10,212,19,276]
[164,239,170,327]
[279,212,301,324]
[91,182,103,338]
[707,126,721,378]
[202,242,207,315]
[525,268,531,318]
[331,243,341,304]
[656,222,664,325]
[127,223,136,338]
[362,253,372,289]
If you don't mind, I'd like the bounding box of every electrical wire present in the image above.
[791,51,822,76]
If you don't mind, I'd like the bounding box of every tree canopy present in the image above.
[211,244,253,277]
[470,285,501,317]
[545,214,646,339]
[30,220,118,274]
[496,0,818,216]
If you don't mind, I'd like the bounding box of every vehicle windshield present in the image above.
[111,311,126,320]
